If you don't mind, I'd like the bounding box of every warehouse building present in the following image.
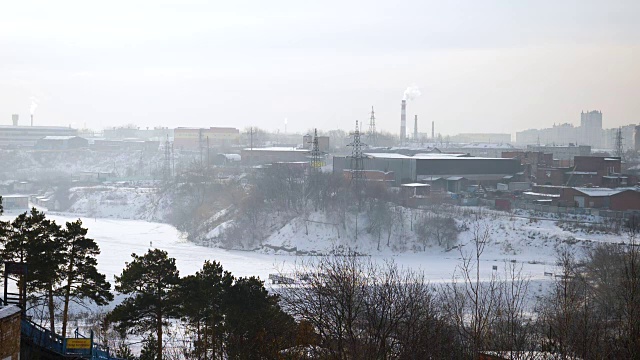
[35,135,88,150]
[333,153,522,188]
[0,125,77,148]
[174,127,240,150]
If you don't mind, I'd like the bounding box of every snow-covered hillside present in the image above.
[66,185,172,221]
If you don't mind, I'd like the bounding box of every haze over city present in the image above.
[2,0,639,134]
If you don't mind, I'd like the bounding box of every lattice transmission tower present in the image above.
[615,127,624,159]
[368,106,377,146]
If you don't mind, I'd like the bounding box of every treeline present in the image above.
[0,202,298,359]
[275,219,640,359]
[104,249,300,360]
[0,206,112,338]
[221,165,464,251]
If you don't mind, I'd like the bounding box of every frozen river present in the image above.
[1,212,554,285]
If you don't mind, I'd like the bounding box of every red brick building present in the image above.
[558,187,640,210]
[0,305,21,360]
[502,151,553,179]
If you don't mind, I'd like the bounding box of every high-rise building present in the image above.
[580,110,603,148]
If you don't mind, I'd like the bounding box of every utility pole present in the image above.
[615,127,624,159]
[308,128,322,210]
[347,120,366,241]
[368,106,377,146]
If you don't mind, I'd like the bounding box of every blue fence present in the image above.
[21,318,121,360]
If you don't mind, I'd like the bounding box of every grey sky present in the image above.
[1,0,639,136]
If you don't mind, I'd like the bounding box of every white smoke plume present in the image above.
[402,86,421,101]
[29,96,39,115]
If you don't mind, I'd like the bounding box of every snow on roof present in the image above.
[40,135,80,140]
[566,171,597,175]
[446,176,465,181]
[604,158,619,161]
[243,147,308,152]
[0,194,29,198]
[0,305,21,319]
[459,143,515,149]
[220,154,241,161]
[572,187,628,197]
[420,176,443,181]
[523,192,560,198]
[401,183,431,187]
[364,153,412,159]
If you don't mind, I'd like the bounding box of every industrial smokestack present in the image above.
[12,114,18,126]
[400,100,406,143]
[31,114,33,127]
[431,121,434,139]
[414,115,418,140]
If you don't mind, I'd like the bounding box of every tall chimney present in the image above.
[400,100,406,143]
[11,114,18,126]
[31,114,33,127]
[431,121,434,139]
[414,115,418,140]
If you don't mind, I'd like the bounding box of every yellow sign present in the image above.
[66,338,91,349]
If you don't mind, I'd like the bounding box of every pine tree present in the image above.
[0,208,64,334]
[108,249,180,360]
[223,276,297,359]
[139,335,159,360]
[179,260,233,359]
[59,219,113,337]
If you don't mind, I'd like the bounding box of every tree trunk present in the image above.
[62,256,75,338]
[48,285,56,335]
[157,309,163,360]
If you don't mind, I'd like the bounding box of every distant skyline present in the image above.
[1,0,639,135]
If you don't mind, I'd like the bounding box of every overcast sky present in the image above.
[1,0,639,136]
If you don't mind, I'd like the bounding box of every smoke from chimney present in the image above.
[403,86,421,101]
[400,100,406,143]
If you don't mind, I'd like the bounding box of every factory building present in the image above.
[35,135,89,150]
[333,153,522,189]
[174,127,241,150]
[526,144,591,163]
[241,147,310,165]
[302,134,330,152]
[0,125,77,148]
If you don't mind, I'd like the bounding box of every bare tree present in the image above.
[277,252,462,359]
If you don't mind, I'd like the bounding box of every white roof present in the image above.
[401,183,431,187]
[572,187,630,197]
[221,154,241,161]
[243,147,308,152]
[41,135,81,140]
[0,305,21,319]
[364,153,412,159]
[458,143,516,149]
[523,192,560,198]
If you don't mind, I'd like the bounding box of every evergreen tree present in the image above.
[115,343,137,360]
[139,335,159,360]
[0,208,64,334]
[223,276,297,359]
[179,260,232,359]
[108,249,180,360]
[59,219,113,337]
